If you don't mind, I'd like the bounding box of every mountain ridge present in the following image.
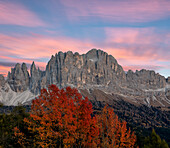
[0,49,169,108]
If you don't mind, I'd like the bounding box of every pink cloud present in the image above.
[0,54,46,76]
[104,27,170,61]
[0,33,94,59]
[0,33,95,75]
[0,29,169,76]
[0,66,11,77]
[60,0,170,23]
[0,1,45,26]
[105,28,156,44]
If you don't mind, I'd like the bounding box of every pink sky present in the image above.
[60,0,170,23]
[0,0,169,77]
[0,28,169,77]
[0,1,45,27]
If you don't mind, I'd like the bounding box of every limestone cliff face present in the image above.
[45,49,126,89]
[1,49,169,107]
[5,49,168,93]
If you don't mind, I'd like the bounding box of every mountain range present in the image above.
[0,49,169,109]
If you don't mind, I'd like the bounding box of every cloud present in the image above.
[0,27,169,77]
[0,33,95,75]
[0,33,94,59]
[0,1,45,26]
[60,0,170,23]
[0,54,47,76]
[0,62,30,77]
[0,62,17,67]
[0,66,11,77]
[102,27,170,76]
[104,27,170,61]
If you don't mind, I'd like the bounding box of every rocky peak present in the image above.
[4,49,168,96]
[45,55,58,85]
[43,49,126,89]
[30,62,43,94]
[21,63,30,86]
[13,63,24,80]
[0,75,5,87]
[21,63,28,73]
[126,69,166,89]
[22,63,29,74]
[30,62,37,76]
[7,63,30,92]
[86,48,99,59]
[2,49,170,108]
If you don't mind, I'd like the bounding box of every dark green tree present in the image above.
[144,129,169,148]
[0,102,3,108]
[0,104,29,147]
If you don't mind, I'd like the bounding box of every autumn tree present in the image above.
[14,85,98,147]
[14,84,136,147]
[97,106,136,148]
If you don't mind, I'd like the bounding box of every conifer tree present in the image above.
[144,129,169,148]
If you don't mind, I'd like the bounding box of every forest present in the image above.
[0,85,169,148]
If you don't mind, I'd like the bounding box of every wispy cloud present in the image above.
[103,27,170,76]
[0,66,11,76]
[0,33,94,59]
[0,54,46,76]
[0,62,30,77]
[0,27,169,77]
[60,0,170,23]
[0,1,45,27]
[0,33,95,75]
[104,27,170,61]
[0,61,17,67]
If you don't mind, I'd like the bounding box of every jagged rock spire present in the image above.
[0,74,5,87]
[7,63,30,92]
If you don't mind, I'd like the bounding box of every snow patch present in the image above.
[89,58,98,62]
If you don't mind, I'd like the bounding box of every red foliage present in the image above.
[14,85,98,147]
[97,106,136,148]
[14,85,136,147]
